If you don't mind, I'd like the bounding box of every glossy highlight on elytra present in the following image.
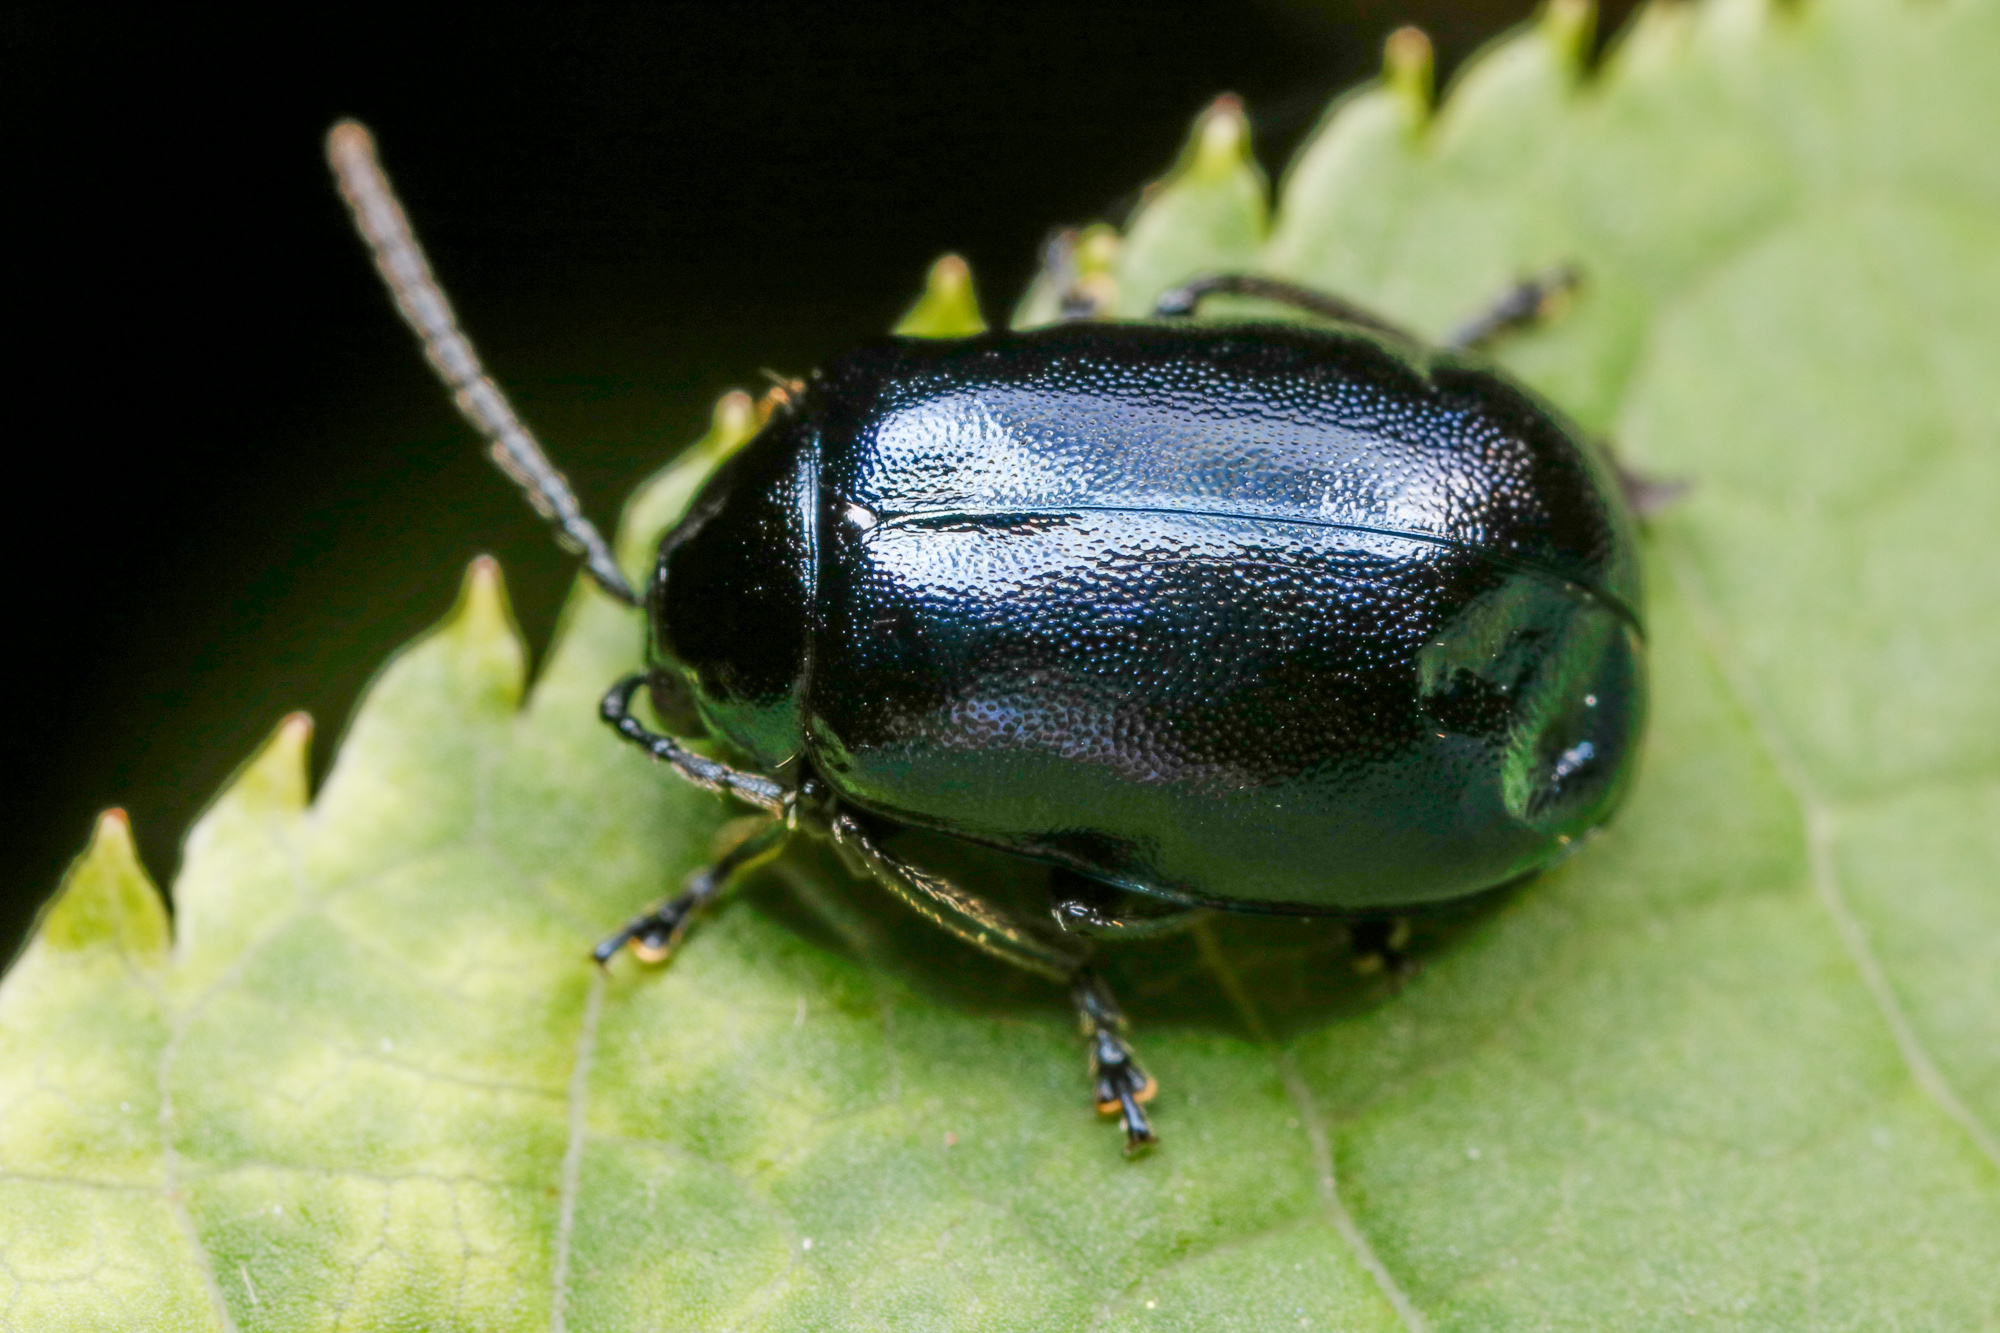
[656,321,1645,916]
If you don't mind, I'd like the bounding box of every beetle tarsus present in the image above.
[1091,1024,1160,1154]
[592,904,683,965]
[592,887,703,966]
[1073,970,1158,1152]
[1349,915,1420,984]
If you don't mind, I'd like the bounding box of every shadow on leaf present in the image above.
[738,823,1523,1041]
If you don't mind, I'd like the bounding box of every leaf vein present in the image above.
[549,967,604,1333]
[1662,537,2000,1177]
[1191,921,1430,1333]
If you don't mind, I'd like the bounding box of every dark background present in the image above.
[1,1,1635,961]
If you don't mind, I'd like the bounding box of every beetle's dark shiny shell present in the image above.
[655,321,1643,912]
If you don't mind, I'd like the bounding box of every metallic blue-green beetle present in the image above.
[333,125,1644,1155]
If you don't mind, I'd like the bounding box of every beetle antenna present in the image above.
[326,120,642,608]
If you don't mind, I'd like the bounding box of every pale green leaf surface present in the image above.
[6,0,2000,1327]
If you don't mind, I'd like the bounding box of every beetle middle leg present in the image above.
[816,809,1088,980]
[1074,969,1158,1153]
[1153,267,1584,359]
[1200,263,1686,520]
[818,810,1160,1152]
[1440,268,1690,518]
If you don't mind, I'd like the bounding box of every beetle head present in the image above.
[645,413,817,771]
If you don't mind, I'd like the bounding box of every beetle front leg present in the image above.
[600,673,787,813]
[592,817,790,965]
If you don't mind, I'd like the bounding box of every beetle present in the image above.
[328,120,1644,1154]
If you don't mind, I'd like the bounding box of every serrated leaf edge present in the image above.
[35,808,169,963]
[894,253,988,338]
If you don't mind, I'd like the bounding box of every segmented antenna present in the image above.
[325,120,641,607]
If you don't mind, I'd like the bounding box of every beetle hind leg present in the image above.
[1441,270,1692,520]
[1443,265,1581,352]
[592,817,789,965]
[1153,273,1417,343]
[814,810,1162,1153]
[1075,970,1158,1154]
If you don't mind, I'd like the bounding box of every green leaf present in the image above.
[893,253,989,338]
[7,0,2000,1326]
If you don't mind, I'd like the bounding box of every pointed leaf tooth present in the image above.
[614,389,762,578]
[1543,0,1598,70]
[1265,25,1434,291]
[1434,4,1590,155]
[894,253,988,338]
[172,712,315,987]
[1384,25,1436,116]
[308,557,529,871]
[445,554,528,716]
[1188,93,1253,183]
[713,386,759,441]
[1114,95,1270,315]
[1265,75,1428,292]
[0,808,175,1200]
[1602,0,1697,81]
[36,810,168,962]
[193,711,313,836]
